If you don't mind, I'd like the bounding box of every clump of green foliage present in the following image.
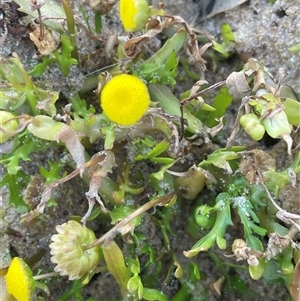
[1,1,299,301]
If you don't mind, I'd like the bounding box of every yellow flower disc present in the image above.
[119,0,150,32]
[100,74,150,126]
[5,257,35,301]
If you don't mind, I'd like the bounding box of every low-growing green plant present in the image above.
[1,0,299,300]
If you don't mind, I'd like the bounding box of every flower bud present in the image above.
[232,239,247,254]
[194,205,216,229]
[0,111,18,143]
[50,220,101,280]
[240,113,265,140]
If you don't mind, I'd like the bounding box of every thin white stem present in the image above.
[33,271,60,280]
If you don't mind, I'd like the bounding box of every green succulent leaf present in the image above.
[142,288,168,301]
[109,206,142,228]
[148,83,204,134]
[52,34,78,77]
[203,85,233,127]
[283,98,300,125]
[279,246,294,275]
[199,148,241,173]
[28,57,56,77]
[221,23,235,45]
[102,240,131,300]
[145,29,187,65]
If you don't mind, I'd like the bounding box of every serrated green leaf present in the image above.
[53,34,78,76]
[28,57,56,77]
[221,23,235,45]
[184,198,233,257]
[1,135,46,175]
[199,149,240,172]
[1,172,29,213]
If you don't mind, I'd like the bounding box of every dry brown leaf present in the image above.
[29,28,56,55]
[36,91,59,117]
[226,71,250,100]
[123,21,163,58]
[211,275,225,295]
[170,15,209,69]
[244,58,277,95]
[23,175,44,210]
[146,107,180,153]
[82,151,116,223]
[123,14,211,69]
[181,79,226,128]
[209,116,225,137]
[54,125,86,172]
[89,0,118,14]
[238,149,276,184]
[226,96,248,149]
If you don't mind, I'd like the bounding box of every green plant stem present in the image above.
[61,0,75,34]
[180,57,199,81]
[10,56,39,115]
[80,74,99,95]
[85,193,176,250]
[291,150,300,172]
[207,251,228,276]
[61,0,79,61]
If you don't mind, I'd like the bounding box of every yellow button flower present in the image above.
[100,74,151,126]
[119,0,150,32]
[5,257,35,301]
